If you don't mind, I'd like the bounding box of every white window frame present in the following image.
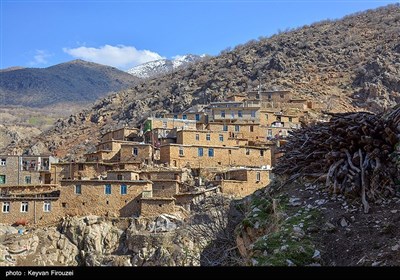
[2,202,10,213]
[43,201,51,212]
[206,134,211,141]
[256,172,261,182]
[0,159,6,166]
[179,146,184,156]
[21,202,28,213]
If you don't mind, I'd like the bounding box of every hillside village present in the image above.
[0,89,323,226]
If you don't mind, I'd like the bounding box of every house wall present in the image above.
[160,144,271,168]
[59,180,152,218]
[140,171,181,181]
[0,156,53,186]
[0,184,62,226]
[120,144,152,163]
[219,169,270,198]
[148,118,197,130]
[151,180,179,197]
[211,107,260,122]
[101,128,138,142]
[51,163,110,184]
[140,198,175,217]
[176,130,236,146]
[107,171,140,181]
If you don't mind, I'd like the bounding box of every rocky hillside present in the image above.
[0,60,138,107]
[0,194,243,266]
[3,4,400,158]
[127,54,204,79]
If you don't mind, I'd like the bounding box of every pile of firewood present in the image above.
[275,106,400,213]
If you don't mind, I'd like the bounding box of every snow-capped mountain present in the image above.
[127,54,204,79]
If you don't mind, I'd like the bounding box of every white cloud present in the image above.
[63,45,164,70]
[29,50,52,66]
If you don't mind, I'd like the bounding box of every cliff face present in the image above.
[3,4,400,159]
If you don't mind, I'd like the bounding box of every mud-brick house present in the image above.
[212,167,271,197]
[0,155,58,186]
[59,179,152,218]
[0,184,62,226]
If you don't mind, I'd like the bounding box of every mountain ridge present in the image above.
[127,54,204,79]
[0,60,139,107]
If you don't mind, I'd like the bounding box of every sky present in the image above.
[1,0,398,71]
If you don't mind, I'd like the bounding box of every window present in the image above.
[2,202,10,213]
[206,134,211,141]
[246,149,250,155]
[21,202,28,213]
[117,174,123,180]
[256,172,261,182]
[162,121,167,128]
[195,134,200,141]
[133,147,138,156]
[173,114,178,119]
[62,203,67,208]
[198,148,204,157]
[179,146,184,156]
[219,134,224,142]
[235,125,240,132]
[231,111,235,118]
[280,93,284,98]
[250,126,254,132]
[267,129,273,137]
[228,150,232,155]
[265,114,269,120]
[277,116,282,122]
[251,111,256,118]
[105,184,111,195]
[121,184,127,195]
[289,117,293,122]
[25,176,31,184]
[78,164,84,171]
[0,175,5,184]
[208,148,214,157]
[223,125,228,131]
[75,184,81,194]
[238,111,243,118]
[221,110,225,118]
[260,150,264,157]
[182,114,187,120]
[195,114,200,121]
[0,159,6,166]
[43,201,51,212]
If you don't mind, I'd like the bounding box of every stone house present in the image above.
[0,184,61,226]
[0,155,58,186]
[213,168,271,198]
[59,179,152,218]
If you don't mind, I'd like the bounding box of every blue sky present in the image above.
[1,0,398,71]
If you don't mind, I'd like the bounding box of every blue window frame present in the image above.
[182,114,187,120]
[195,114,200,121]
[198,148,204,157]
[208,148,214,157]
[120,184,127,195]
[75,184,81,194]
[105,184,111,195]
[221,110,225,117]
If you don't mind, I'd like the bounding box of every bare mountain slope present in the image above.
[3,4,400,159]
[0,59,139,107]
